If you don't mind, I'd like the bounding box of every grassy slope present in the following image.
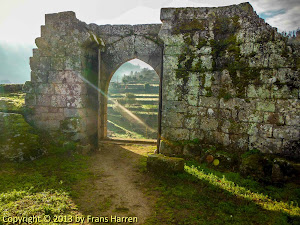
[1,145,300,225]
[1,92,299,224]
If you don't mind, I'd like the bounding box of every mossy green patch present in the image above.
[0,140,91,223]
[0,113,44,161]
[173,19,206,34]
[0,93,25,113]
[175,35,209,85]
[210,15,263,97]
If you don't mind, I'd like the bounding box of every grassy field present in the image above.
[1,91,299,224]
[1,144,299,225]
[107,90,159,139]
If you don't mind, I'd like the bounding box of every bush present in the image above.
[123,93,136,104]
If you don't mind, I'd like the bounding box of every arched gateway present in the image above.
[24,11,163,146]
[24,3,300,159]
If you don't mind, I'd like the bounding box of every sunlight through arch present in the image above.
[106,59,159,140]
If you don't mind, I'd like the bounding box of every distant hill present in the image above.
[0,42,34,84]
[0,80,11,84]
[121,68,159,84]
[111,62,143,82]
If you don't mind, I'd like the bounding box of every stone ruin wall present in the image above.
[24,11,98,143]
[24,2,300,159]
[158,3,300,159]
[24,11,162,144]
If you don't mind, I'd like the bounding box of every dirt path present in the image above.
[74,143,156,224]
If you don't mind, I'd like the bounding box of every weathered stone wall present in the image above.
[24,3,299,159]
[159,3,300,159]
[24,11,98,143]
[24,11,162,143]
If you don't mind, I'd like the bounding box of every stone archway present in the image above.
[24,3,300,158]
[95,24,163,140]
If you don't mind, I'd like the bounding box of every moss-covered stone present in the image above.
[147,154,184,174]
[0,112,45,161]
[240,153,272,182]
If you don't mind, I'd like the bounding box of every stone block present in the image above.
[133,24,161,35]
[249,136,282,154]
[218,109,232,119]
[35,120,60,131]
[187,94,198,106]
[256,100,276,112]
[160,34,185,46]
[247,123,259,135]
[273,127,299,140]
[34,106,49,114]
[23,81,35,94]
[65,56,81,70]
[214,131,231,146]
[147,154,184,174]
[40,112,64,121]
[271,85,294,99]
[198,96,218,108]
[285,113,300,126]
[48,70,84,84]
[187,106,199,116]
[238,110,263,123]
[276,99,300,113]
[64,108,87,117]
[66,95,86,108]
[207,108,217,118]
[184,116,199,129]
[187,73,201,88]
[263,112,284,125]
[220,98,254,111]
[161,127,189,140]
[51,57,65,70]
[159,139,183,156]
[201,55,213,70]
[200,118,218,131]
[25,94,36,106]
[163,55,179,70]
[247,85,271,99]
[38,57,51,71]
[164,45,182,55]
[164,112,184,128]
[60,117,86,133]
[51,95,67,107]
[35,83,54,95]
[54,84,87,95]
[31,70,48,83]
[258,124,273,138]
[29,57,39,70]
[229,134,249,150]
[36,95,51,106]
[197,107,207,117]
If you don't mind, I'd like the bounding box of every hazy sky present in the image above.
[0,0,299,45]
[0,0,299,83]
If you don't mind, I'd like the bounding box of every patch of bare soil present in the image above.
[74,143,156,224]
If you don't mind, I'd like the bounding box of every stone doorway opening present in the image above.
[106,59,160,141]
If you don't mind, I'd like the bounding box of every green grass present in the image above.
[186,160,300,205]
[107,120,146,139]
[0,93,25,113]
[142,157,300,224]
[185,164,300,217]
[0,143,92,224]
